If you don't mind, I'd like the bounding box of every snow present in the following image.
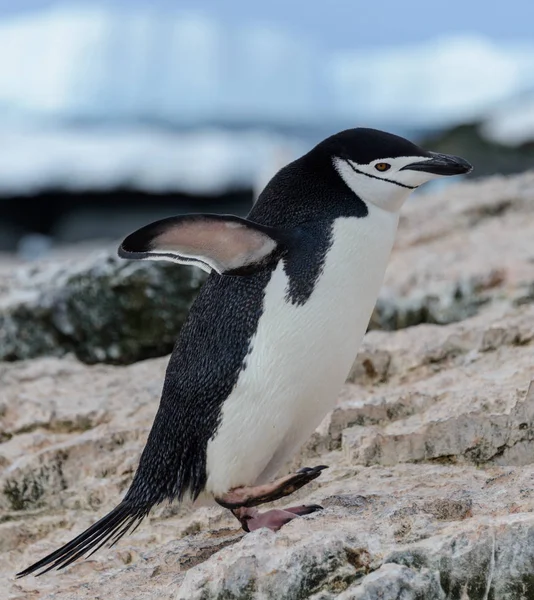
[0,125,305,195]
[481,92,534,146]
[0,4,324,123]
[0,4,533,194]
[2,4,533,127]
[330,35,534,128]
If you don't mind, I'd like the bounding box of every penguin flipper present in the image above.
[15,501,150,577]
[118,213,287,275]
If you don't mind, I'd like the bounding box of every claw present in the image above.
[297,465,328,475]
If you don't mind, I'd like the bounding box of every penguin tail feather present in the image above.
[16,501,150,578]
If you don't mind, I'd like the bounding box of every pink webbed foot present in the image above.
[215,465,327,532]
[232,504,323,532]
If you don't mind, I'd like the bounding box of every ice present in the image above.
[0,4,533,194]
[0,125,305,195]
[1,5,532,126]
[330,35,534,127]
[0,4,322,123]
[481,92,534,146]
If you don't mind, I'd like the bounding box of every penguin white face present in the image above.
[332,155,427,213]
[324,128,473,213]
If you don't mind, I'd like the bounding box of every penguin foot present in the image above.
[231,504,323,532]
[215,465,328,509]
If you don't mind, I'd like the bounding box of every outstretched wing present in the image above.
[118,213,287,275]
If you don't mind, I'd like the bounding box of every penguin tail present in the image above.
[16,501,150,578]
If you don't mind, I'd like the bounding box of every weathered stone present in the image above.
[369,275,494,331]
[169,465,534,600]
[0,252,206,364]
[342,381,534,467]
[176,529,369,600]
[386,514,534,600]
[336,563,446,600]
[371,170,534,331]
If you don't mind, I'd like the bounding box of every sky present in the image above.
[0,0,533,51]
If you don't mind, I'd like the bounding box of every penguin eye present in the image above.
[375,163,391,172]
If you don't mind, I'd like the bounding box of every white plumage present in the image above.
[205,205,399,495]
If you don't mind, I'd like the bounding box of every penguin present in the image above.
[17,128,472,577]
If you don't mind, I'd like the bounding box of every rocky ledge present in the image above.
[2,171,534,599]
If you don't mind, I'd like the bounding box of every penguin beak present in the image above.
[401,152,473,176]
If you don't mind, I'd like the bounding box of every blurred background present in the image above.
[0,0,533,257]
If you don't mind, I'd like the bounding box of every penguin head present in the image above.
[118,128,472,278]
[316,128,472,213]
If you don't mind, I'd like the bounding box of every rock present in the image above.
[176,528,368,600]
[0,355,167,513]
[370,272,498,331]
[174,465,534,600]
[386,513,534,600]
[318,304,534,463]
[337,563,446,600]
[370,170,534,330]
[341,314,534,468]
[0,251,206,364]
[2,171,534,598]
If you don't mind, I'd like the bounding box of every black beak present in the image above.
[401,152,473,176]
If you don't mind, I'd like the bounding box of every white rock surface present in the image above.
[2,171,534,599]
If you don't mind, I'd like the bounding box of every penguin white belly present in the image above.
[205,206,399,495]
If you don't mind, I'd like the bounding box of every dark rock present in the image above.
[0,251,206,364]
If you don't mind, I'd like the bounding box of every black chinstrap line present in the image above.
[345,160,418,190]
